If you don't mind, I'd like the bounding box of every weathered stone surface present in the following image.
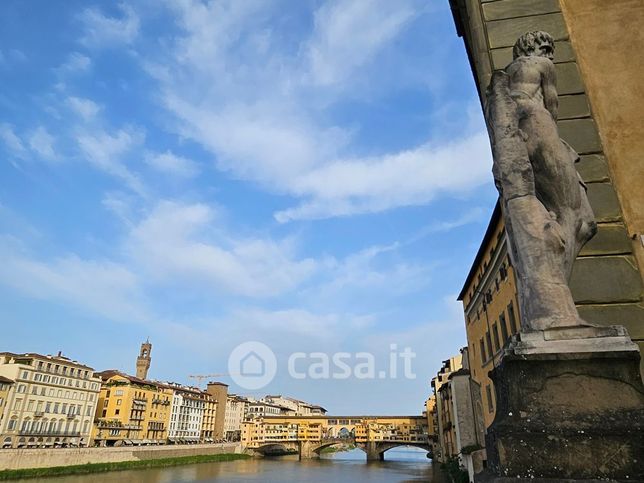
[485,32,597,331]
[577,303,644,340]
[554,62,584,95]
[579,223,633,257]
[586,182,623,222]
[482,0,560,22]
[576,154,610,182]
[486,13,567,49]
[557,117,601,153]
[558,94,590,119]
[579,223,632,256]
[484,349,644,480]
[491,40,575,69]
[570,256,643,304]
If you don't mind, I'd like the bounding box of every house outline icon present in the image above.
[240,351,265,377]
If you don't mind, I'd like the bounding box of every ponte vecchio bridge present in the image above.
[242,415,433,461]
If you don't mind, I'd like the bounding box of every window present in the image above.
[45,402,51,413]
[102,409,107,417]
[31,386,37,395]
[486,332,493,359]
[500,313,509,341]
[115,390,124,396]
[116,399,122,406]
[7,418,17,430]
[21,371,29,380]
[508,301,518,333]
[27,400,34,411]
[86,406,92,416]
[492,323,500,352]
[14,399,22,410]
[35,374,42,382]
[17,384,26,393]
[54,403,59,414]
[486,385,494,413]
[115,409,120,415]
[479,339,486,364]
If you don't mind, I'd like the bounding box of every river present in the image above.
[23,448,444,483]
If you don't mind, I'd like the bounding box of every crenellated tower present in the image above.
[136,339,152,380]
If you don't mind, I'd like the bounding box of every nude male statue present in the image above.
[485,31,596,331]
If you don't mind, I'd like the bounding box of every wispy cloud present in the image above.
[57,52,92,73]
[28,127,56,160]
[67,96,101,120]
[0,123,27,158]
[145,151,199,178]
[76,127,146,195]
[78,3,139,48]
[306,0,417,86]
[126,200,317,298]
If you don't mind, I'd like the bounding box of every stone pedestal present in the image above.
[482,325,644,481]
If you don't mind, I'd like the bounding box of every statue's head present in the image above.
[512,31,555,61]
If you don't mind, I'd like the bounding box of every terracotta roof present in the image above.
[0,352,95,371]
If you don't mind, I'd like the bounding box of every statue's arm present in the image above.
[541,60,559,121]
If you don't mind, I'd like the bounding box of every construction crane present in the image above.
[188,373,231,388]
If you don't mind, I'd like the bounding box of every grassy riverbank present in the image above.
[0,453,250,481]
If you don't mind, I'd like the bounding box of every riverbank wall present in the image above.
[0,443,242,471]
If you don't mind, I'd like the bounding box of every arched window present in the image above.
[41,419,48,433]
[21,419,30,432]
[49,420,56,432]
[8,417,18,430]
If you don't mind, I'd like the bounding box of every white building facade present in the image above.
[167,386,205,443]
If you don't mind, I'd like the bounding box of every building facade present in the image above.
[205,381,228,441]
[224,394,249,441]
[457,201,521,428]
[430,354,462,463]
[0,352,101,449]
[92,371,173,446]
[167,384,205,444]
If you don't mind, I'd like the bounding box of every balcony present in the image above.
[66,413,77,419]
[19,430,81,437]
[33,411,44,418]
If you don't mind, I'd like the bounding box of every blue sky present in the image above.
[0,0,496,414]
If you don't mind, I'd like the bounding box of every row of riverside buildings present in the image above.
[0,341,325,449]
[424,202,528,481]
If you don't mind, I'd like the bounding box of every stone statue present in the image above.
[484,31,597,331]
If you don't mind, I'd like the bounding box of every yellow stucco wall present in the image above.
[461,217,521,428]
[559,0,644,277]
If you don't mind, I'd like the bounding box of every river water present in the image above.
[23,448,443,483]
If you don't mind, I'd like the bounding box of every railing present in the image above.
[18,430,81,437]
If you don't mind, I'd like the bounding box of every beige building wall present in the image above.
[558,0,644,278]
[206,382,228,440]
[0,353,101,449]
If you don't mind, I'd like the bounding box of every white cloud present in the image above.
[0,123,27,158]
[28,127,56,160]
[78,3,139,47]
[306,0,416,86]
[146,1,490,222]
[58,52,92,73]
[275,131,492,222]
[126,200,317,298]
[145,151,199,178]
[0,240,147,322]
[67,96,101,119]
[77,127,146,195]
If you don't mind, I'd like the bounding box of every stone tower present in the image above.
[136,340,152,380]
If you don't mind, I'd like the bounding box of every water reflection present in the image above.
[22,447,443,483]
